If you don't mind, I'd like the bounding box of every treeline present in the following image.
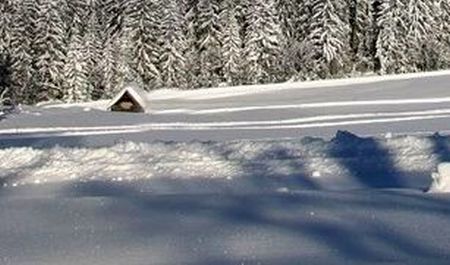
[0,0,449,104]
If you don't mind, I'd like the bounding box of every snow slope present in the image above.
[1,70,450,145]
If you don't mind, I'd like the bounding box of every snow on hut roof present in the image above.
[107,83,149,112]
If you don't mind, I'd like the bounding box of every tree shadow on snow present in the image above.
[59,182,450,264]
[328,131,404,189]
[0,135,88,149]
[429,133,450,163]
[210,141,319,191]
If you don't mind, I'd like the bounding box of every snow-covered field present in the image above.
[2,72,450,264]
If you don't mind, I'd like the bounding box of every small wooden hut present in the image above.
[107,84,148,113]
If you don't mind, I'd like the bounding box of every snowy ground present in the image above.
[1,70,450,146]
[2,188,450,265]
[2,72,450,264]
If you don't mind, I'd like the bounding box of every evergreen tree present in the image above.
[84,3,105,99]
[99,38,118,98]
[98,0,137,97]
[0,0,14,58]
[101,31,137,98]
[0,0,15,99]
[65,0,89,38]
[10,0,39,104]
[127,0,162,90]
[63,1,104,102]
[196,0,222,87]
[63,32,90,102]
[405,0,437,70]
[440,0,450,46]
[302,0,351,79]
[278,0,312,79]
[243,0,283,84]
[184,0,200,89]
[219,0,243,86]
[102,0,127,38]
[349,0,373,72]
[160,0,189,89]
[375,0,412,74]
[33,0,68,102]
[434,0,450,68]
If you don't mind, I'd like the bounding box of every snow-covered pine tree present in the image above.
[405,0,437,70]
[63,0,101,102]
[63,30,90,102]
[84,2,105,99]
[0,0,14,58]
[196,0,223,88]
[440,0,450,47]
[9,0,39,104]
[95,0,116,98]
[127,0,162,90]
[407,0,449,71]
[0,0,15,99]
[160,0,189,89]
[375,0,412,74]
[301,0,351,79]
[276,0,312,79]
[219,0,243,86]
[66,0,89,38]
[184,0,200,89]
[276,0,310,42]
[0,54,11,98]
[433,0,450,69]
[102,0,127,38]
[235,0,249,41]
[276,0,297,41]
[97,0,137,97]
[349,0,373,72]
[99,38,118,98]
[33,0,68,102]
[243,0,284,84]
[101,34,137,97]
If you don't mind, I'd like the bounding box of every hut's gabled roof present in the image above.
[107,83,149,112]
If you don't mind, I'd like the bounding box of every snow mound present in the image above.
[430,163,450,192]
[0,131,447,192]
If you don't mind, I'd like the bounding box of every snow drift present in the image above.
[1,131,449,192]
[430,163,450,192]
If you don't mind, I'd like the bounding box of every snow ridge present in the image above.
[1,132,446,192]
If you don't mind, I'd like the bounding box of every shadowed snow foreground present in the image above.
[2,132,450,265]
[1,188,450,265]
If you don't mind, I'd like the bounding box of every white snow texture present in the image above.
[430,163,450,192]
[1,131,448,192]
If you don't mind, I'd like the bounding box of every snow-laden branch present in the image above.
[0,88,16,120]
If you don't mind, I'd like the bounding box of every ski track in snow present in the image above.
[2,108,450,139]
[151,97,450,115]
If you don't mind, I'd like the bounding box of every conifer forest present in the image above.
[0,0,449,104]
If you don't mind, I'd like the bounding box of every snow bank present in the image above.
[430,163,450,192]
[0,131,445,191]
